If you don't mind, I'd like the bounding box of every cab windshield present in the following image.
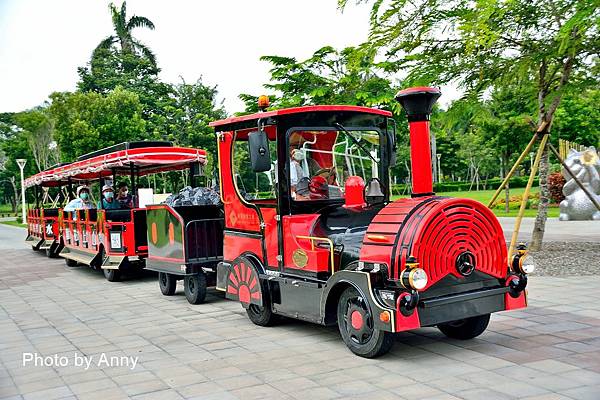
[288,129,381,201]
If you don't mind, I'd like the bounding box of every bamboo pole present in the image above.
[507,134,549,261]
[487,133,539,208]
[548,143,600,212]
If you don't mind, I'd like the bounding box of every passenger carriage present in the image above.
[24,166,68,257]
[24,141,208,281]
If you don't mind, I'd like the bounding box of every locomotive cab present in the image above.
[210,90,530,358]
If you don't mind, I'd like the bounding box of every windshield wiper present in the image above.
[334,123,379,165]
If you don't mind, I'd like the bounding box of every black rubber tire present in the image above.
[103,268,121,282]
[438,314,491,340]
[246,285,276,327]
[184,273,207,304]
[158,272,177,296]
[65,258,78,267]
[337,286,394,358]
[46,247,58,258]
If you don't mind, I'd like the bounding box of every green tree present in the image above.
[340,0,600,249]
[476,85,538,177]
[79,45,173,139]
[553,88,600,147]
[169,78,226,166]
[242,46,400,112]
[240,45,413,181]
[0,113,36,212]
[14,109,60,172]
[93,1,156,66]
[49,87,147,162]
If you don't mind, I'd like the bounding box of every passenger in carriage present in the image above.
[63,186,95,212]
[116,182,133,208]
[98,185,121,210]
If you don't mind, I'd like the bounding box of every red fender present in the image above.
[226,256,263,308]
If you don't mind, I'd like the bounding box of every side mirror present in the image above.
[248,130,272,172]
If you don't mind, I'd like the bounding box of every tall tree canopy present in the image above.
[340,0,600,248]
[13,109,60,173]
[241,45,400,113]
[77,1,225,162]
[239,45,415,182]
[93,1,156,66]
[49,87,147,162]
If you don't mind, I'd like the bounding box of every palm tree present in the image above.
[93,1,156,65]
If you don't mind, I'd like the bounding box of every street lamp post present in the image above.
[16,159,27,224]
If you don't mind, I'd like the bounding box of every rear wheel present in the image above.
[337,286,394,358]
[65,258,78,267]
[438,314,490,340]
[103,268,121,282]
[184,273,207,304]
[46,246,58,258]
[158,272,177,296]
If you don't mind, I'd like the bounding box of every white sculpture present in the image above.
[559,147,600,221]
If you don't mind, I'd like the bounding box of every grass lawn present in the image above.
[0,204,18,214]
[391,187,560,218]
[0,220,26,228]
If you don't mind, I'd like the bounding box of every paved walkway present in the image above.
[498,217,600,243]
[1,227,600,400]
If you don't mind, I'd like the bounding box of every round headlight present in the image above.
[409,268,428,290]
[518,254,535,274]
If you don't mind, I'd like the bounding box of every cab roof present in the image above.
[209,105,393,131]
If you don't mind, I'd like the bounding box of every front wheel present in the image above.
[158,272,177,296]
[246,287,276,327]
[103,268,121,282]
[437,314,490,340]
[337,287,394,358]
[184,273,207,304]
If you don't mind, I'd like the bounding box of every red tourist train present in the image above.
[149,87,532,357]
[25,142,207,281]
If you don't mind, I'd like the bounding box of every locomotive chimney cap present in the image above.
[395,86,441,122]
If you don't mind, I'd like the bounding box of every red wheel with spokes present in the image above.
[227,256,276,326]
[226,258,262,306]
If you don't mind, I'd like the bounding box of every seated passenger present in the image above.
[116,182,133,208]
[290,147,307,198]
[63,186,95,212]
[98,185,121,210]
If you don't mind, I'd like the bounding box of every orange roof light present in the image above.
[258,95,270,111]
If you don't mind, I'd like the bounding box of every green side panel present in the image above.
[146,205,184,261]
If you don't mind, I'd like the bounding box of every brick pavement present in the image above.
[1,247,600,400]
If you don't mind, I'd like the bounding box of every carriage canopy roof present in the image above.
[24,142,207,188]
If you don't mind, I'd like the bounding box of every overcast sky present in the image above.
[0,0,459,115]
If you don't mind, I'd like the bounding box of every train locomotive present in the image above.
[147,86,532,358]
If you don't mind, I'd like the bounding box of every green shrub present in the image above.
[390,176,540,194]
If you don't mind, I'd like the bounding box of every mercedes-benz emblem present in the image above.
[456,251,476,276]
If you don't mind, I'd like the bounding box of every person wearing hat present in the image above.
[98,185,121,210]
[64,186,95,211]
